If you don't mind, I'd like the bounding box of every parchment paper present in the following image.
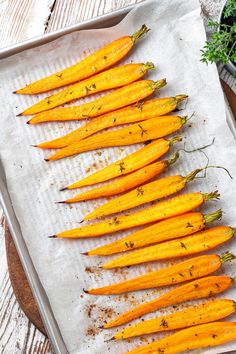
[1,1,236,353]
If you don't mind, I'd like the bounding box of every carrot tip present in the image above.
[48,235,57,238]
[26,121,30,124]
[55,201,66,204]
[16,113,23,117]
[81,251,89,256]
[12,91,17,94]
[44,159,49,162]
[60,187,68,191]
[83,288,89,294]
[80,219,84,224]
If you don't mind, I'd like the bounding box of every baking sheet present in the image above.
[0,0,236,353]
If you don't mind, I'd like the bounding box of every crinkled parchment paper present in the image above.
[0,0,236,353]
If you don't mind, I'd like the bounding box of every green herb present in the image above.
[118,162,125,173]
[223,0,236,18]
[180,241,187,250]
[125,241,134,248]
[109,217,120,226]
[201,0,236,67]
[137,187,144,196]
[138,124,148,137]
[160,318,168,328]
[134,101,144,111]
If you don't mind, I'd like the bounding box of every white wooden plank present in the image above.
[0,0,54,48]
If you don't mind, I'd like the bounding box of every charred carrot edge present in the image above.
[83,165,205,221]
[102,225,234,269]
[15,24,150,95]
[59,153,179,204]
[86,209,222,256]
[84,253,235,295]
[49,191,219,239]
[45,115,187,161]
[126,322,236,354]
[104,274,235,328]
[113,299,236,340]
[27,79,167,124]
[61,136,181,190]
[36,95,188,149]
[21,62,155,115]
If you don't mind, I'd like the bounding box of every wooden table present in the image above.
[0,0,235,353]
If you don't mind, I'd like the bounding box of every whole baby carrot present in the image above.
[102,225,234,269]
[86,209,222,256]
[61,136,181,190]
[113,299,236,339]
[85,253,234,295]
[104,274,235,328]
[27,79,167,124]
[21,62,154,115]
[15,24,149,94]
[60,153,179,204]
[45,115,186,161]
[50,191,219,239]
[36,95,187,149]
[126,322,236,354]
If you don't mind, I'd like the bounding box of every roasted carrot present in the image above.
[113,299,236,340]
[15,25,149,94]
[61,137,180,190]
[104,274,235,328]
[50,191,219,239]
[36,95,187,149]
[85,253,234,295]
[21,62,154,115]
[103,225,234,269]
[126,322,236,354]
[60,153,179,204]
[83,167,206,221]
[27,79,167,124]
[86,209,222,256]
[45,115,186,161]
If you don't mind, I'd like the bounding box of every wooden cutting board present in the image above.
[3,81,235,338]
[4,219,46,336]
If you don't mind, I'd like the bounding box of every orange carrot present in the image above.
[61,136,180,190]
[86,209,222,256]
[60,153,179,204]
[36,95,187,149]
[45,115,186,161]
[27,79,167,124]
[85,253,234,295]
[102,225,234,269]
[83,167,205,221]
[104,274,235,328]
[113,299,236,340]
[126,322,236,354]
[50,191,219,239]
[15,24,149,94]
[21,62,154,115]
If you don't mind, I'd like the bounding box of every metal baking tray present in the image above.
[0,3,235,354]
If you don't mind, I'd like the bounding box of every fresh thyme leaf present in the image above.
[125,241,134,248]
